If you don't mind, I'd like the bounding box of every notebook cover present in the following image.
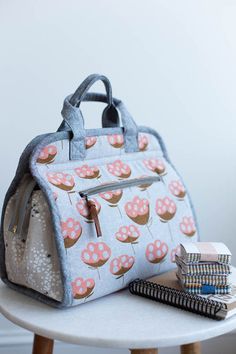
[180,242,232,264]
[175,254,231,275]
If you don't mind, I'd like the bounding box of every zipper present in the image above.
[79,176,160,238]
[79,176,160,198]
[8,174,37,237]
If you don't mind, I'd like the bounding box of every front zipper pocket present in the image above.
[79,176,160,237]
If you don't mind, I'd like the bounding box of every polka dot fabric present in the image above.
[46,172,75,191]
[61,218,82,248]
[125,196,150,225]
[37,145,57,164]
[81,242,111,268]
[71,277,95,299]
[74,164,100,179]
[107,160,131,179]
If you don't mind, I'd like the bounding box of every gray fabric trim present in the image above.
[0,125,199,308]
[70,74,113,107]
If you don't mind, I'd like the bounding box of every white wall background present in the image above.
[0,0,236,353]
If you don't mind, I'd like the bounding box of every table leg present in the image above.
[180,342,201,354]
[130,349,158,354]
[32,334,54,354]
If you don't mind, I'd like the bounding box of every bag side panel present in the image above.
[0,133,68,307]
[3,190,63,301]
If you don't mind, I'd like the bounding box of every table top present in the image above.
[1,276,236,349]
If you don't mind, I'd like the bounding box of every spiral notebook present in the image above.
[129,268,236,320]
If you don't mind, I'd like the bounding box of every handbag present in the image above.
[0,74,199,307]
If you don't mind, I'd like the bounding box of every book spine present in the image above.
[184,254,231,264]
[181,285,231,295]
[184,263,231,275]
[180,275,229,286]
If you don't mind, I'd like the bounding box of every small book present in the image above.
[129,268,236,320]
[175,254,231,275]
[177,268,230,286]
[180,242,232,264]
[176,270,231,294]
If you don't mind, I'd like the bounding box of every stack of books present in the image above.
[175,242,232,294]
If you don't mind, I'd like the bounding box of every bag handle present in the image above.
[61,75,139,160]
[69,74,119,129]
[69,73,113,107]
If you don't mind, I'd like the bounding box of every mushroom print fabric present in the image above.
[61,218,82,248]
[99,189,123,205]
[47,172,75,191]
[156,197,177,241]
[71,277,95,300]
[169,180,186,200]
[138,135,149,151]
[85,136,97,149]
[125,196,150,225]
[107,160,131,178]
[99,189,123,217]
[115,225,140,253]
[143,158,166,176]
[108,134,124,148]
[30,129,198,306]
[37,145,57,164]
[180,216,196,237]
[146,240,168,273]
[75,164,100,179]
[110,255,135,284]
[81,242,111,279]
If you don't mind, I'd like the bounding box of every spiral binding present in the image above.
[129,279,228,320]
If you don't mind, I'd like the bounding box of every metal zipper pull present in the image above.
[86,198,102,237]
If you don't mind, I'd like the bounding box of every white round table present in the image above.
[1,280,236,354]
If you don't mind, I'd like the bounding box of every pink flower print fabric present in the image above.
[61,218,82,248]
[37,145,57,164]
[81,242,111,268]
[110,255,135,276]
[107,160,131,178]
[85,136,97,149]
[71,277,95,299]
[146,240,168,263]
[125,196,149,225]
[180,216,196,236]
[107,134,124,148]
[138,135,149,151]
[47,172,75,191]
[76,198,101,221]
[169,180,186,199]
[115,225,140,243]
[75,164,100,179]
[99,189,123,205]
[143,159,166,175]
[156,197,177,221]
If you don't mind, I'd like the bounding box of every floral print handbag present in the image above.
[0,74,199,307]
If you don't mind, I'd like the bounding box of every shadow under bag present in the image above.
[0,74,199,307]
